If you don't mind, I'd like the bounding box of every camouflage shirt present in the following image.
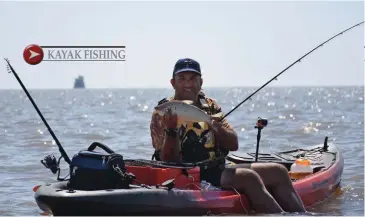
[150,92,233,152]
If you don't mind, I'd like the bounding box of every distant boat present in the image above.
[73,75,85,89]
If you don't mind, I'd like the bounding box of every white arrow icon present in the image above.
[29,50,40,59]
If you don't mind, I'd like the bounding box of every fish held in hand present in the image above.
[154,100,213,124]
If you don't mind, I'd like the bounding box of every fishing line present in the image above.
[222,21,364,120]
[199,21,364,138]
[4,58,72,165]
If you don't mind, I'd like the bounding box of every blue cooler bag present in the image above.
[67,142,134,190]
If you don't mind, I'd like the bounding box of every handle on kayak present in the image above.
[87,142,115,154]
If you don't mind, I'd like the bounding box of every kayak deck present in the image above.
[226,140,344,207]
[34,140,343,216]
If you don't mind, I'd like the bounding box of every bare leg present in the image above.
[249,163,306,212]
[220,166,284,214]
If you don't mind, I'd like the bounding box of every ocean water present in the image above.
[0,86,363,216]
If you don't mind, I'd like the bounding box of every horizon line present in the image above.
[0,84,363,91]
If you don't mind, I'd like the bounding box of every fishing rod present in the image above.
[197,21,364,160]
[222,21,364,120]
[4,58,72,165]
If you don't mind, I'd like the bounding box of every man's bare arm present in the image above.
[207,98,239,151]
[211,117,239,151]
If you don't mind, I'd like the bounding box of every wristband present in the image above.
[164,128,178,138]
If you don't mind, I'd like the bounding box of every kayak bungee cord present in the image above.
[5,58,72,165]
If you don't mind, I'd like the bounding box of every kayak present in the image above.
[33,138,343,216]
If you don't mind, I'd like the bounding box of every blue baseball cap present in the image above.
[172,58,201,77]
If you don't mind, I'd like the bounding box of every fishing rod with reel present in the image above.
[195,21,364,162]
[5,59,71,180]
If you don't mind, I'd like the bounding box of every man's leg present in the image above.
[220,166,284,214]
[249,162,306,212]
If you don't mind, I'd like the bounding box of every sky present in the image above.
[0,1,364,89]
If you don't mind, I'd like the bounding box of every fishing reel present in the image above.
[41,154,69,181]
[255,117,268,130]
[41,154,59,174]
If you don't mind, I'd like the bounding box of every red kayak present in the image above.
[34,137,343,216]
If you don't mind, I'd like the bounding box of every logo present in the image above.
[23,45,126,65]
[23,44,44,65]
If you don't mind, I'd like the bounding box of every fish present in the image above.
[154,100,215,124]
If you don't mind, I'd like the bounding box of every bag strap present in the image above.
[87,142,115,154]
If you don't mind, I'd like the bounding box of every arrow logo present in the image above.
[29,50,40,59]
[23,44,44,65]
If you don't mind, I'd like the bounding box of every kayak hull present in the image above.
[34,141,343,216]
[35,181,249,216]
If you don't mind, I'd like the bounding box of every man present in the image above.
[150,58,306,214]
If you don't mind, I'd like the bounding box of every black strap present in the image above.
[158,98,168,105]
[87,142,115,154]
[152,150,161,161]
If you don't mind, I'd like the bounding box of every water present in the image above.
[0,86,363,216]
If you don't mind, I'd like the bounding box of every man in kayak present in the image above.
[149,58,306,214]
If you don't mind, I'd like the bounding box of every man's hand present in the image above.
[207,116,223,133]
[157,107,181,162]
[161,108,178,129]
[207,115,239,151]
